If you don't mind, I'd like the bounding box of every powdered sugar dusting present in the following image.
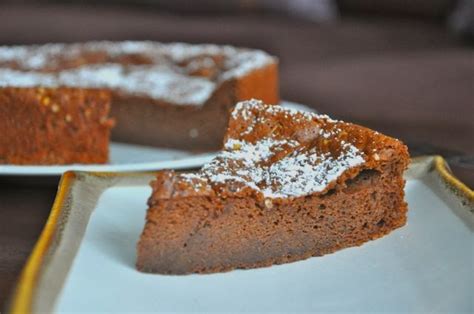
[0,41,275,106]
[200,138,300,192]
[262,143,364,198]
[232,98,336,123]
[231,99,337,136]
[0,65,215,105]
[0,69,56,87]
[179,100,366,199]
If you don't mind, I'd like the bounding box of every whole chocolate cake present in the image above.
[0,41,278,153]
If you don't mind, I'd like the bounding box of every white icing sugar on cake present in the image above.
[180,100,366,199]
[0,41,275,106]
[0,65,215,105]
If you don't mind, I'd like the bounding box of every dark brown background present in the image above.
[0,1,473,307]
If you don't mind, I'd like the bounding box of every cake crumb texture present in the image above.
[0,87,113,164]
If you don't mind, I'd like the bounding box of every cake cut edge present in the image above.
[0,87,114,165]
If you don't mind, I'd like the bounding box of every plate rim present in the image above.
[6,156,474,314]
[0,150,217,176]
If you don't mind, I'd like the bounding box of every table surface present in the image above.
[1,6,473,308]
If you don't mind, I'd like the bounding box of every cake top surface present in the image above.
[0,41,275,106]
[158,100,406,200]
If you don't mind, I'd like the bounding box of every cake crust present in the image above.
[137,100,410,274]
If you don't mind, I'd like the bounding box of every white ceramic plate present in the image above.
[0,101,313,176]
[8,157,473,313]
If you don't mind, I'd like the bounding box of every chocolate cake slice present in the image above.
[0,42,278,150]
[137,100,410,274]
[0,87,113,164]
